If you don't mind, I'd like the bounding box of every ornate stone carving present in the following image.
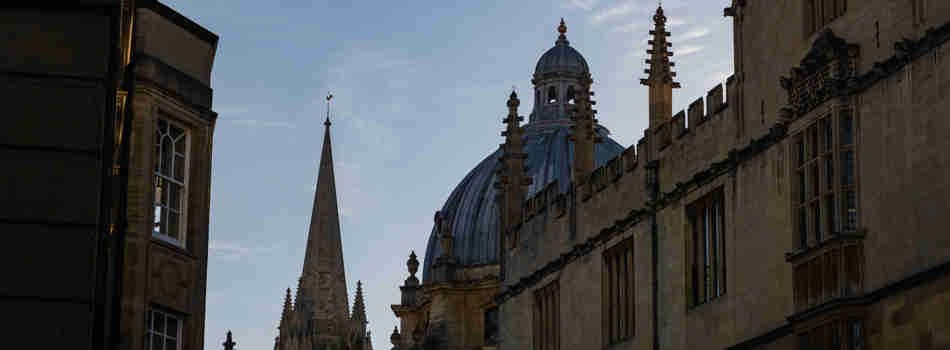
[780,29,859,117]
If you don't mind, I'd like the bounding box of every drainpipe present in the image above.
[647,160,660,350]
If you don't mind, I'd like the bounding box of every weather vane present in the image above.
[325,91,333,124]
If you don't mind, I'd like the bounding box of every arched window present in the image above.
[566,86,576,104]
[547,86,558,104]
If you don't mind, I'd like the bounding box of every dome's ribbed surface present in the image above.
[421,124,623,282]
[534,43,590,76]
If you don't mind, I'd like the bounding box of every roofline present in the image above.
[138,0,219,47]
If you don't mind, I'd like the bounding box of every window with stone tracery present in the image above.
[603,237,634,345]
[153,118,189,247]
[146,309,182,350]
[687,188,725,308]
[793,106,857,250]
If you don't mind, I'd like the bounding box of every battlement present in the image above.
[521,139,646,225]
[516,74,740,241]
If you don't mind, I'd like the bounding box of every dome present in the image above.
[534,44,590,76]
[421,124,624,282]
[534,19,590,76]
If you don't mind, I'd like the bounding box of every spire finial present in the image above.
[325,92,333,126]
[407,250,419,278]
[223,330,237,350]
[556,18,569,45]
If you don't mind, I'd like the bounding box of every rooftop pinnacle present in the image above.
[641,5,680,88]
[352,280,367,323]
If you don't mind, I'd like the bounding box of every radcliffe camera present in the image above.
[4,1,950,349]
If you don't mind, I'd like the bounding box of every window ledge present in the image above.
[151,234,196,259]
[785,229,866,262]
[688,293,726,312]
[604,336,634,350]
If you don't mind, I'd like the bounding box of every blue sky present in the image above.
[162,0,734,349]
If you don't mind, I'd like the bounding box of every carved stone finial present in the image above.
[223,330,237,350]
[390,326,401,345]
[407,250,419,277]
[508,90,520,109]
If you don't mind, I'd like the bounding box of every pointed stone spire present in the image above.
[496,91,532,243]
[570,75,601,182]
[298,99,350,328]
[641,5,681,130]
[223,330,237,350]
[281,288,293,321]
[352,281,367,325]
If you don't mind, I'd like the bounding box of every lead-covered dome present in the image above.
[422,124,623,282]
[534,19,590,76]
[421,18,619,282]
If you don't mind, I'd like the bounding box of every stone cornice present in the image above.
[848,20,950,93]
[495,124,788,304]
[728,257,950,349]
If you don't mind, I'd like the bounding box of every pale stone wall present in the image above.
[135,7,216,85]
[498,2,950,350]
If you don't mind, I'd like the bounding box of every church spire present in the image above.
[641,5,681,130]
[298,93,350,328]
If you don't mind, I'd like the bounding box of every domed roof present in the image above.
[534,19,590,76]
[421,124,624,282]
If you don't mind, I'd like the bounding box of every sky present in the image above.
[161,0,735,349]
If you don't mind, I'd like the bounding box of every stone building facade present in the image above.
[2,1,219,349]
[390,1,950,349]
[273,118,373,350]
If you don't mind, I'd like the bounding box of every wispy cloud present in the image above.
[230,119,296,128]
[210,240,283,261]
[677,45,705,56]
[564,0,597,11]
[210,240,252,260]
[675,27,711,42]
[668,18,687,28]
[612,16,687,33]
[591,2,635,24]
[612,21,642,33]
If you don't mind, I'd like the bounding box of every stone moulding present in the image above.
[495,123,788,305]
[782,20,950,118]
[780,29,860,118]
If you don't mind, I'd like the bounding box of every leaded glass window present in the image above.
[146,309,182,350]
[154,119,188,246]
[792,107,857,249]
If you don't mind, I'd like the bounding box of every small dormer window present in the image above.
[566,86,576,104]
[547,86,558,104]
